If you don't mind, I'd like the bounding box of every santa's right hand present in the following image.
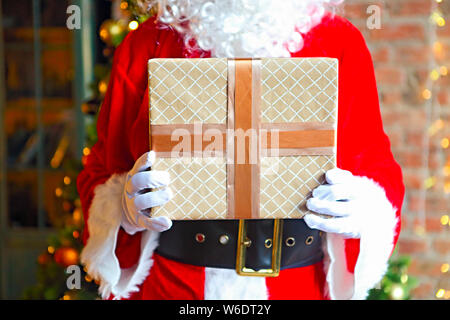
[121,151,173,234]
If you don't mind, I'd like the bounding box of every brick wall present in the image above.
[342,0,450,299]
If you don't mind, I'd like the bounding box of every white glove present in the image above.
[304,168,390,239]
[121,151,173,234]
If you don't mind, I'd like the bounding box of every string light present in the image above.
[55,188,63,197]
[422,88,432,100]
[428,119,444,136]
[83,147,91,156]
[400,274,408,284]
[433,41,443,55]
[63,176,71,185]
[430,11,446,27]
[436,289,445,298]
[424,176,436,189]
[98,80,108,94]
[128,20,139,31]
[120,1,128,10]
[423,0,449,300]
[444,164,450,176]
[444,182,450,193]
[73,208,82,223]
[50,136,69,168]
[430,69,440,81]
[390,285,405,300]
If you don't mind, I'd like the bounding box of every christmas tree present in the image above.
[22,0,146,300]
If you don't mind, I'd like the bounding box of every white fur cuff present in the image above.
[324,177,399,300]
[80,173,159,300]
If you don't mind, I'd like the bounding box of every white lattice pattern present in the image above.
[149,58,228,124]
[260,156,336,219]
[151,157,227,220]
[261,58,338,123]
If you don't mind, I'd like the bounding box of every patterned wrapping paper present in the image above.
[148,58,338,220]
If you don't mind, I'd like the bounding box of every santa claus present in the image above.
[78,0,405,300]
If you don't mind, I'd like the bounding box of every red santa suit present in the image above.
[77,12,405,300]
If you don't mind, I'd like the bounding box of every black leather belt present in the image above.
[156,219,323,275]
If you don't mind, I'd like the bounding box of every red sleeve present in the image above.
[76,19,184,267]
[335,21,405,272]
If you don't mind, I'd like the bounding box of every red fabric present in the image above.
[125,253,205,300]
[266,261,327,300]
[293,16,405,273]
[77,13,404,299]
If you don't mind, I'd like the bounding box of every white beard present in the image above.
[152,0,343,58]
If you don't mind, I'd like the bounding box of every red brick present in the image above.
[437,89,449,105]
[433,239,450,254]
[411,282,433,299]
[407,195,425,212]
[391,0,432,17]
[400,215,409,230]
[406,131,425,148]
[409,259,443,277]
[372,47,391,63]
[436,74,450,87]
[398,238,428,254]
[382,110,428,130]
[344,2,385,20]
[381,110,403,126]
[424,217,446,233]
[368,24,425,41]
[344,3,370,19]
[381,90,403,105]
[388,131,403,149]
[384,108,427,127]
[396,150,424,168]
[394,45,431,64]
[426,197,450,213]
[437,23,450,37]
[375,66,405,85]
[428,152,441,171]
[403,172,423,190]
[412,68,431,85]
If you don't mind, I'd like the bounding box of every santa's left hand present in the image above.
[304,168,390,239]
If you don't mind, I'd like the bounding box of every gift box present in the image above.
[148,58,338,220]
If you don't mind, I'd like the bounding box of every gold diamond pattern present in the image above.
[260,156,336,219]
[149,58,338,220]
[261,58,338,123]
[151,158,227,220]
[149,58,228,124]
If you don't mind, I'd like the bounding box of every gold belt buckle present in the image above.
[235,219,284,277]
